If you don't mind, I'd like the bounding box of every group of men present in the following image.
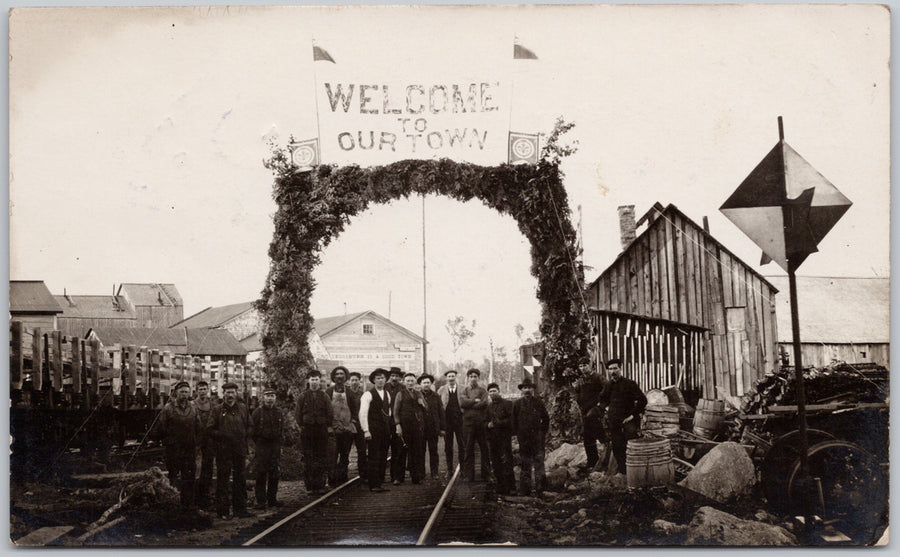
[154,380,284,519]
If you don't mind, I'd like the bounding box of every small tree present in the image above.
[445,316,476,371]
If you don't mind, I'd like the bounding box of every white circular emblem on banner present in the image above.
[292,145,316,166]
[512,137,535,159]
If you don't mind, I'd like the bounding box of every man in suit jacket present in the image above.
[436,369,466,475]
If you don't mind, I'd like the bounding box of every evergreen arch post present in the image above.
[256,122,591,396]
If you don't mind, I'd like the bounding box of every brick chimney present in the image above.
[618,205,636,250]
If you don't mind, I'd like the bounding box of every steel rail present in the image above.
[242,475,361,546]
[415,463,461,546]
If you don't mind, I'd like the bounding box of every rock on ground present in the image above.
[685,506,798,546]
[545,443,588,470]
[678,442,756,502]
[546,468,568,491]
[652,519,687,536]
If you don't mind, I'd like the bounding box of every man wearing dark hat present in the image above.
[326,366,360,486]
[513,379,549,496]
[296,370,333,495]
[386,367,406,485]
[393,372,427,484]
[207,381,254,518]
[459,368,491,482]
[486,383,515,495]
[156,380,201,510]
[193,380,219,509]
[437,370,465,475]
[575,362,608,470]
[251,389,284,509]
[346,371,367,477]
[358,368,393,492]
[597,358,647,476]
[417,374,445,480]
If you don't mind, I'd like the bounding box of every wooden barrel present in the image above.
[645,389,669,406]
[662,386,686,405]
[642,405,681,436]
[693,409,725,439]
[626,437,675,488]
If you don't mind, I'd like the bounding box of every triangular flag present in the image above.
[313,44,335,63]
[513,38,538,60]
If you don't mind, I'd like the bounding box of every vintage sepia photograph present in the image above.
[7,3,890,547]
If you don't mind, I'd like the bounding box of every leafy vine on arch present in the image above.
[256,119,591,395]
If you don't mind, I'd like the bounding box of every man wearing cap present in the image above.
[597,358,647,476]
[346,371,367,478]
[486,383,515,495]
[156,380,201,509]
[326,366,359,486]
[513,379,549,496]
[193,380,219,509]
[296,370,333,496]
[417,374,445,480]
[385,367,406,485]
[251,389,284,510]
[358,368,393,492]
[575,362,608,471]
[393,372,427,484]
[459,368,491,482]
[207,381,254,518]
[437,370,465,475]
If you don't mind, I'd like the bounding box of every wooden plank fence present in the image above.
[9,321,265,410]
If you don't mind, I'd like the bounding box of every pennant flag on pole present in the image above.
[508,132,539,164]
[720,121,852,272]
[513,37,538,60]
[288,138,320,168]
[312,43,335,63]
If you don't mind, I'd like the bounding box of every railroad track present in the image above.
[239,440,499,546]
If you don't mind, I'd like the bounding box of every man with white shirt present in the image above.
[437,370,466,474]
[358,368,393,492]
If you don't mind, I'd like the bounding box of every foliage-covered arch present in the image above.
[257,122,591,394]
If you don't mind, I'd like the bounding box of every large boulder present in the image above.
[545,443,587,470]
[685,506,798,546]
[679,441,756,502]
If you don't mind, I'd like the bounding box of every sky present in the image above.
[8,4,890,363]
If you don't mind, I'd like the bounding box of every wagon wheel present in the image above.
[761,429,836,509]
[787,440,888,544]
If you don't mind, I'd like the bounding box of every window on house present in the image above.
[861,351,867,359]
[362,324,374,335]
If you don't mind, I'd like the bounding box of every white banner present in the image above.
[316,78,511,166]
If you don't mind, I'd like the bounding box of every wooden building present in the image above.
[9,281,63,332]
[585,203,780,402]
[766,276,890,368]
[55,294,135,337]
[116,283,183,328]
[314,310,426,375]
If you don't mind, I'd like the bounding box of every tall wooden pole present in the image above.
[422,193,428,374]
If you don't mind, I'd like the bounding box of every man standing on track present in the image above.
[418,374,445,480]
[385,367,406,485]
[251,389,284,510]
[346,371,367,480]
[486,382,515,495]
[513,379,549,496]
[326,366,359,486]
[459,368,491,482]
[437,370,465,475]
[358,368,393,492]
[207,381,254,519]
[155,380,201,510]
[597,358,647,476]
[193,381,219,510]
[394,372,427,484]
[296,370,333,496]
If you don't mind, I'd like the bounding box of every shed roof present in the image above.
[313,310,426,343]
[239,332,263,353]
[88,327,247,356]
[10,281,63,314]
[766,276,889,344]
[173,301,256,328]
[117,283,183,306]
[54,295,135,319]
